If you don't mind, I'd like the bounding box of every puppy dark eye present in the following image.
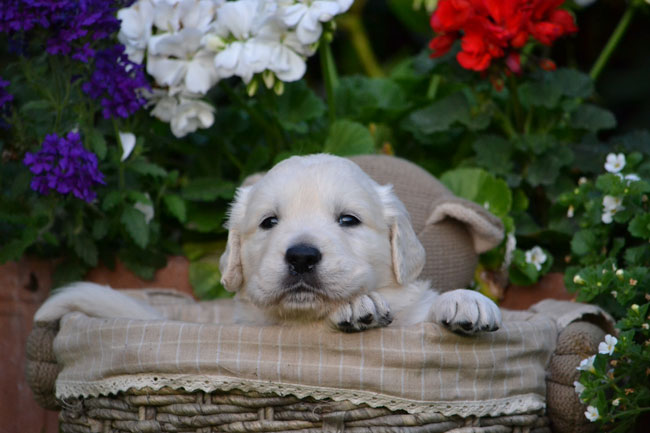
[260,216,278,230]
[338,214,361,227]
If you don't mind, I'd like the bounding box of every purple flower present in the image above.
[82,45,149,119]
[23,132,105,202]
[1,0,133,60]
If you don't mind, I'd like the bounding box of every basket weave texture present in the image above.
[58,388,551,433]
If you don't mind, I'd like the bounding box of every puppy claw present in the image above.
[430,289,502,335]
[330,293,392,333]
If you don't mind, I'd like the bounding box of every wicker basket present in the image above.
[58,387,551,433]
[26,305,610,433]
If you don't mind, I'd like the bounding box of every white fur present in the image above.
[34,282,163,322]
[35,154,501,334]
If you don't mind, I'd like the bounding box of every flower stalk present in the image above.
[589,4,636,82]
[320,40,339,124]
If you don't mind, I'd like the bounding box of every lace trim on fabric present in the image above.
[56,374,545,418]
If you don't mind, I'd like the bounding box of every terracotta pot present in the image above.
[501,272,575,310]
[0,256,194,433]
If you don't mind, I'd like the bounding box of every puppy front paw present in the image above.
[329,293,393,333]
[429,289,501,335]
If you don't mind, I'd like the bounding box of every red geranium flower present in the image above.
[429,0,577,73]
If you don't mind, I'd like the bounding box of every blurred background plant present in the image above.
[1,0,650,427]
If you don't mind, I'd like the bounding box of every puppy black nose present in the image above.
[285,244,322,274]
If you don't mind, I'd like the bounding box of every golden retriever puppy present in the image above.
[35,154,501,334]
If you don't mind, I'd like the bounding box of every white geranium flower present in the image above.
[279,0,350,45]
[605,153,625,173]
[254,19,309,81]
[624,173,640,183]
[147,28,219,94]
[584,405,599,422]
[170,97,215,138]
[153,0,221,33]
[573,380,586,395]
[577,355,596,373]
[117,0,155,63]
[598,334,618,356]
[118,131,136,161]
[525,246,547,271]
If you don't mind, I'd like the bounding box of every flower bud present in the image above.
[631,304,639,312]
[262,70,275,89]
[573,274,585,285]
[273,80,284,96]
[246,79,259,97]
[616,269,624,280]
[204,34,226,51]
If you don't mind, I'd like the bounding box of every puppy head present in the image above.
[220,154,425,321]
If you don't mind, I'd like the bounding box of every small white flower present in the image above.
[573,380,586,395]
[643,323,649,330]
[624,173,640,184]
[602,195,624,224]
[118,131,136,162]
[567,205,574,218]
[598,334,618,356]
[525,246,547,271]
[577,355,596,373]
[605,153,626,173]
[612,398,621,406]
[578,177,588,185]
[573,274,585,285]
[585,405,599,422]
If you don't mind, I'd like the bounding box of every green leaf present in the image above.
[189,259,233,300]
[86,129,107,160]
[402,92,470,135]
[121,206,149,248]
[20,99,51,113]
[628,213,650,239]
[323,119,374,156]
[118,249,167,281]
[518,81,561,109]
[570,104,617,132]
[52,260,88,288]
[336,76,410,122]
[624,245,650,266]
[129,159,168,178]
[550,68,594,99]
[273,81,326,133]
[182,179,236,202]
[163,194,187,223]
[71,235,98,267]
[508,249,539,286]
[102,191,123,211]
[571,229,599,256]
[440,167,512,218]
[526,146,574,187]
[472,135,514,176]
[0,228,37,263]
[92,219,109,240]
[186,204,226,233]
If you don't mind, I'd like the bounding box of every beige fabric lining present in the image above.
[51,297,612,417]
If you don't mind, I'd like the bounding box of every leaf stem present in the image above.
[589,4,636,83]
[320,40,339,124]
[337,12,383,78]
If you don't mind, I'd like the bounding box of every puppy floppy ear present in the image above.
[376,184,426,285]
[219,186,252,292]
